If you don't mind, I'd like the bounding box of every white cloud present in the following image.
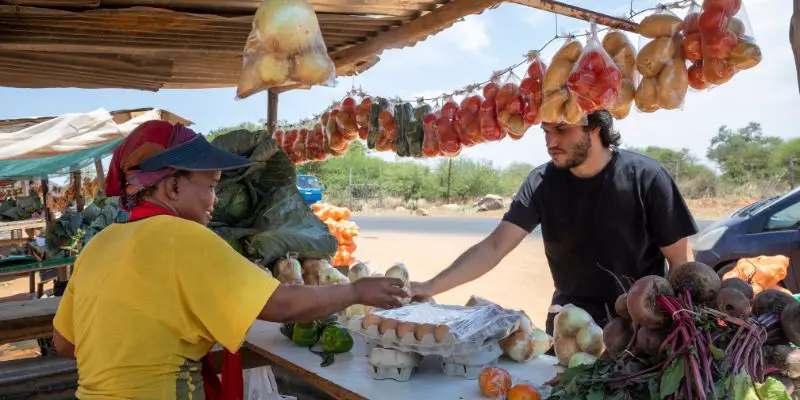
[440,16,491,53]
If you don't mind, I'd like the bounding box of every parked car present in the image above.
[297,174,324,204]
[692,187,800,292]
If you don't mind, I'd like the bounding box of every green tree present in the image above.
[629,146,713,180]
[771,138,800,188]
[707,122,783,184]
[205,121,264,142]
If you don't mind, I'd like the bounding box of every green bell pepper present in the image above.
[279,323,295,340]
[321,323,354,354]
[292,321,320,347]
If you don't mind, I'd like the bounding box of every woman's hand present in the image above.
[353,277,407,309]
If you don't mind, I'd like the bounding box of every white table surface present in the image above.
[245,321,561,400]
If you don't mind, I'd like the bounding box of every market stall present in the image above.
[0,0,790,398]
[0,107,191,296]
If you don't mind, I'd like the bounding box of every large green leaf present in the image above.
[242,185,337,264]
[660,355,685,399]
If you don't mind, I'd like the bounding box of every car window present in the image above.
[297,176,320,190]
[766,200,800,231]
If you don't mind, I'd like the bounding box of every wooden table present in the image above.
[245,321,561,400]
[0,219,45,240]
[0,297,59,344]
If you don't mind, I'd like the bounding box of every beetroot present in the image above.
[603,317,634,356]
[627,275,674,329]
[767,345,800,379]
[752,289,797,316]
[781,301,800,346]
[615,294,630,319]
[634,326,666,357]
[721,277,754,300]
[668,261,721,304]
[716,287,752,318]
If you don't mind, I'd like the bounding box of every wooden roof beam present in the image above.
[509,0,639,33]
[330,0,501,73]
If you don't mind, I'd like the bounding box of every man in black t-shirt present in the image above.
[411,110,698,334]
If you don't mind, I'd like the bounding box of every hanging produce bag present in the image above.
[367,97,389,150]
[455,89,484,147]
[479,78,506,142]
[684,3,711,91]
[421,112,440,158]
[336,98,359,141]
[410,104,430,158]
[520,52,546,125]
[282,128,299,154]
[236,0,336,99]
[696,0,761,86]
[356,97,372,141]
[541,37,586,125]
[305,123,326,161]
[323,109,348,153]
[394,102,414,158]
[567,21,623,114]
[273,129,284,152]
[635,8,687,112]
[376,101,399,152]
[437,98,462,157]
[602,30,637,119]
[291,128,308,164]
[496,72,529,140]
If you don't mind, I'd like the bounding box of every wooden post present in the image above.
[267,89,279,137]
[72,170,84,212]
[94,160,106,194]
[40,178,51,224]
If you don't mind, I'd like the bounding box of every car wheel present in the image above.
[716,262,736,280]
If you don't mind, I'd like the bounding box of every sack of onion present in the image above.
[236,0,336,99]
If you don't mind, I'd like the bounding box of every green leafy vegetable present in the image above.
[660,355,685,399]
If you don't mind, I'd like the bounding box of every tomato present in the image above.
[702,0,741,17]
[482,82,499,101]
[698,9,729,35]
[687,62,709,90]
[702,57,735,85]
[684,12,700,34]
[341,97,356,109]
[703,31,738,58]
[440,100,459,119]
[526,59,547,83]
[682,33,703,62]
[479,98,505,141]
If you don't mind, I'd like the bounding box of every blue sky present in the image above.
[1,0,796,170]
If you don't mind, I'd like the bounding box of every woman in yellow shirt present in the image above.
[52,121,405,399]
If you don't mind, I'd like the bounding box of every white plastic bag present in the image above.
[244,366,297,400]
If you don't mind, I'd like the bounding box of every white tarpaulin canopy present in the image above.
[0,108,191,161]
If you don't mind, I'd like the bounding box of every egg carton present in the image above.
[440,341,503,380]
[370,365,418,382]
[347,318,502,357]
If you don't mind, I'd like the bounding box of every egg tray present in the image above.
[370,365,418,382]
[347,317,498,357]
[440,341,503,380]
[347,303,521,357]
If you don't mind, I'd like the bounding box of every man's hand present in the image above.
[409,281,435,302]
[353,277,407,309]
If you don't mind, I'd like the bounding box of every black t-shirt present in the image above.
[503,149,698,323]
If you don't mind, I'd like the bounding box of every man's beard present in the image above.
[552,133,592,169]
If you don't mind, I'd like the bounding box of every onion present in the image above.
[256,53,290,86]
[255,0,321,54]
[348,261,370,282]
[292,52,334,85]
[576,323,605,357]
[555,336,580,366]
[554,305,594,337]
[385,263,410,287]
[531,328,554,358]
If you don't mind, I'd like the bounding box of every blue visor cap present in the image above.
[137,135,254,173]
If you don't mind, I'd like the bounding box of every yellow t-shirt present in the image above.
[53,215,280,399]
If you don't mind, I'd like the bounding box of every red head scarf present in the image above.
[106,120,197,210]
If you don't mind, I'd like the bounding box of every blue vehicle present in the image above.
[297,174,324,204]
[692,187,800,292]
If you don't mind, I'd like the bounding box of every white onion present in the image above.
[255,0,321,54]
[568,352,598,368]
[576,323,605,357]
[554,305,594,337]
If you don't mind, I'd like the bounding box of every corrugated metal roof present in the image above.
[0,0,499,91]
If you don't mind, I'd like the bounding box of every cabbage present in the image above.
[209,129,334,264]
[214,183,252,223]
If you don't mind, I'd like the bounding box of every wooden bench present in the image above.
[0,356,77,399]
[0,297,59,345]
